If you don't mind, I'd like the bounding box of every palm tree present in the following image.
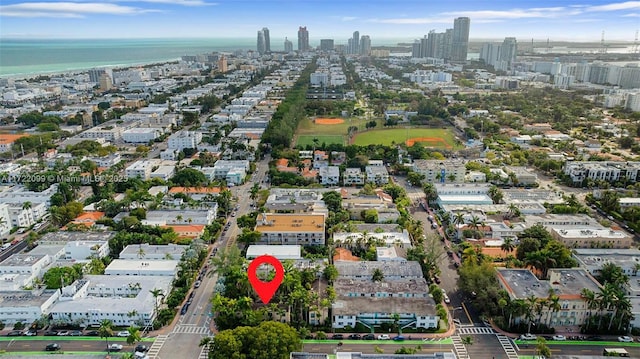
[468,215,481,232]
[501,238,515,253]
[546,295,561,327]
[372,268,384,282]
[525,295,538,334]
[581,288,597,331]
[149,288,164,318]
[506,203,521,220]
[22,201,32,210]
[98,319,114,352]
[137,245,146,259]
[126,325,142,346]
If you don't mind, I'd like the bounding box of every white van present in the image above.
[1,243,11,251]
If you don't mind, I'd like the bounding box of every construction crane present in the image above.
[600,30,609,54]
[633,30,639,56]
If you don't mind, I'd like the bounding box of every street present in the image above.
[154,153,271,359]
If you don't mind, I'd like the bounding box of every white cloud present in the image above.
[0,2,155,17]
[441,8,573,20]
[369,17,452,25]
[622,12,640,16]
[113,0,214,6]
[586,1,640,11]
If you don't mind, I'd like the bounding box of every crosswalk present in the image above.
[146,334,167,359]
[497,334,519,359]
[457,326,496,335]
[172,324,211,335]
[450,334,469,359]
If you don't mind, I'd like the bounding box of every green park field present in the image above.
[295,116,460,149]
[353,128,460,149]
[297,135,345,147]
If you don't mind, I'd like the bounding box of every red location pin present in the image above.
[247,255,284,304]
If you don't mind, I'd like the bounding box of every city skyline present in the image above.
[1,1,640,41]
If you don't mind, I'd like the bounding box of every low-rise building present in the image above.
[63,240,110,261]
[365,166,389,185]
[413,159,466,183]
[332,261,438,330]
[150,165,175,180]
[0,289,60,325]
[246,245,302,260]
[343,168,365,186]
[550,227,632,249]
[435,183,493,206]
[255,213,326,245]
[49,275,172,327]
[142,209,216,226]
[333,230,412,249]
[167,130,203,150]
[506,166,538,185]
[104,259,180,276]
[564,161,640,185]
[122,128,161,143]
[496,268,604,328]
[319,166,340,185]
[119,243,187,261]
[125,160,153,180]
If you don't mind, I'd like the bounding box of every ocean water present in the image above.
[0,38,258,78]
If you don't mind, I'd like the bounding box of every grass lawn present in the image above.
[297,135,345,147]
[295,116,375,147]
[352,128,460,149]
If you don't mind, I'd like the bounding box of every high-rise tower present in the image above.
[360,35,371,56]
[298,26,309,51]
[451,17,470,61]
[351,31,360,54]
[262,27,271,53]
[257,30,266,54]
[284,37,293,52]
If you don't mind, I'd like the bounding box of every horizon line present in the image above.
[1,36,637,43]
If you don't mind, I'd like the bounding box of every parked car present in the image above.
[107,343,124,352]
[443,293,450,304]
[56,331,69,336]
[433,276,441,284]
[70,330,83,336]
[85,330,99,336]
[377,334,391,340]
[519,333,537,340]
[552,335,566,341]
[331,334,344,340]
[45,343,60,351]
[135,344,149,353]
[587,336,603,341]
[23,329,38,336]
[7,330,22,337]
[180,304,189,315]
[194,280,201,288]
[393,335,405,341]
[347,334,361,340]
[363,334,375,340]
[44,330,58,336]
[116,331,129,337]
[618,336,634,342]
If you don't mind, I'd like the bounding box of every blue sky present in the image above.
[1,0,639,42]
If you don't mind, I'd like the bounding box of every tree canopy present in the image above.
[207,321,302,359]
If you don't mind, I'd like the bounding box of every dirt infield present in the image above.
[405,137,452,148]
[314,118,345,125]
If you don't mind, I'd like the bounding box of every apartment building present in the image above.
[319,166,340,185]
[125,160,153,180]
[496,268,604,328]
[365,166,389,185]
[121,128,161,143]
[343,168,365,186]
[413,159,466,183]
[254,213,326,245]
[564,161,640,184]
[167,130,203,150]
[332,261,438,330]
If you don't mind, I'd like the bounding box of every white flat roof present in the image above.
[105,259,179,274]
[246,245,302,260]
